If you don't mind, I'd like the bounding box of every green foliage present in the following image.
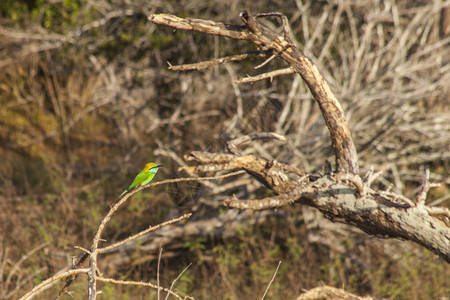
[31,0,81,30]
[1,0,82,29]
[0,0,33,22]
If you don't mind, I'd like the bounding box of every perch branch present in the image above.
[59,172,244,299]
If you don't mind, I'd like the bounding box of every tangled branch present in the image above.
[149,12,450,261]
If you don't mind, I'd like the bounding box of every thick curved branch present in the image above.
[149,12,359,174]
[185,150,450,262]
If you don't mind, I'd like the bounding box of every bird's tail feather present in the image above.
[119,188,129,197]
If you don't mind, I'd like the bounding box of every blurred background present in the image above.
[0,0,449,298]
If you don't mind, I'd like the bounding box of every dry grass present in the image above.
[0,0,449,299]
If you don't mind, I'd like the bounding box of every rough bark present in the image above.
[183,151,450,262]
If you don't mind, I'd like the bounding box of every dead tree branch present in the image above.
[149,12,359,174]
[56,172,244,300]
[184,149,450,262]
[149,12,449,261]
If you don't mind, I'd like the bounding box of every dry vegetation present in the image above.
[0,0,449,299]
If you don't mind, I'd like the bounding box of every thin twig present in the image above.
[235,67,294,83]
[260,261,281,300]
[254,54,276,69]
[74,246,92,255]
[8,267,48,300]
[5,242,49,297]
[225,132,286,155]
[428,194,450,207]
[165,263,192,300]
[379,191,415,207]
[169,52,265,71]
[19,269,89,300]
[255,12,292,41]
[157,247,163,300]
[151,171,246,187]
[96,277,194,300]
[416,169,440,206]
[98,214,191,253]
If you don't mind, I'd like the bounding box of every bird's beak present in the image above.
[156,164,164,168]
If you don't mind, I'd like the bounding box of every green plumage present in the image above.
[120,162,161,196]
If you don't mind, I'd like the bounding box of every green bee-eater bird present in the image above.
[120,162,162,197]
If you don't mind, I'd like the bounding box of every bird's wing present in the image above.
[129,171,149,189]
[141,173,156,186]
